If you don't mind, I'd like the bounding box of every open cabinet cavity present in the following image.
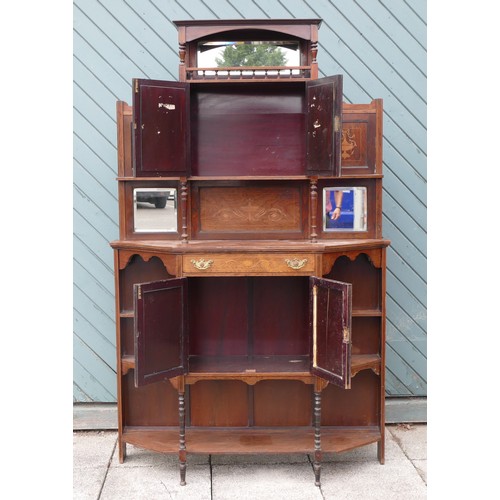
[134,76,342,178]
[133,276,352,389]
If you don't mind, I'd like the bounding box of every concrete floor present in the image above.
[73,424,426,499]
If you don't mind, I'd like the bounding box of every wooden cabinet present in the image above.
[111,19,389,487]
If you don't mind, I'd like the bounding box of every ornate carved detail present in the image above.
[179,43,186,65]
[342,128,358,160]
[180,179,188,243]
[179,389,187,486]
[313,390,322,486]
[310,177,318,242]
[311,41,318,63]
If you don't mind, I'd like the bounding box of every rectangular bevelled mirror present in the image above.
[133,188,177,233]
[323,187,367,232]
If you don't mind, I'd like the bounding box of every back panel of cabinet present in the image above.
[191,83,306,176]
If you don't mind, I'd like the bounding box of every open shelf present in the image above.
[121,353,381,379]
[123,426,381,454]
[189,355,309,374]
[352,309,382,317]
[351,354,381,377]
[121,355,135,375]
[186,355,312,384]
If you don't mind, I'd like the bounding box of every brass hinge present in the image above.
[343,326,350,344]
[137,285,142,300]
[134,79,139,93]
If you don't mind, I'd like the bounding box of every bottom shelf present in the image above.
[123,426,381,455]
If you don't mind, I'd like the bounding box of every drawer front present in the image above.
[183,253,316,276]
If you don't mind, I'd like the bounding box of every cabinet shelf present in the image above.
[120,354,381,379]
[352,309,382,317]
[351,354,381,377]
[121,355,135,375]
[186,355,312,385]
[123,426,382,454]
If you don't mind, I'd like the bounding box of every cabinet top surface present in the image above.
[110,238,390,253]
[173,19,322,28]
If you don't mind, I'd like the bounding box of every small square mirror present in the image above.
[323,187,367,232]
[133,188,177,233]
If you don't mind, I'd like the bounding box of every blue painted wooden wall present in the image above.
[73,0,426,402]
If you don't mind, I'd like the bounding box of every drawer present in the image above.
[183,253,316,276]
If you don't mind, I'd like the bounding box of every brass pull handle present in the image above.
[285,258,308,270]
[191,258,214,271]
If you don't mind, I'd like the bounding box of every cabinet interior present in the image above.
[191,82,306,176]
[189,276,309,369]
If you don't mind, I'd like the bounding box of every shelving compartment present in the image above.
[188,276,310,375]
[191,82,306,177]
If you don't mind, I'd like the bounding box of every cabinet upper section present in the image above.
[133,77,342,177]
[173,19,322,82]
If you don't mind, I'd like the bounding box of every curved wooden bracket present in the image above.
[169,376,185,391]
[322,249,383,276]
[118,250,177,276]
[314,377,329,392]
[351,365,380,378]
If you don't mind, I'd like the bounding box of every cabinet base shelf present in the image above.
[122,426,381,455]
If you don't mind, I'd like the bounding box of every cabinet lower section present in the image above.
[122,425,382,455]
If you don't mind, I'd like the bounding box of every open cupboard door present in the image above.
[134,278,188,387]
[133,79,190,177]
[310,276,352,389]
[306,75,343,176]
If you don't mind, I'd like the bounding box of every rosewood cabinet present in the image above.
[111,19,389,487]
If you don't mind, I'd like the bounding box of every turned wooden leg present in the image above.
[179,390,187,485]
[313,390,322,486]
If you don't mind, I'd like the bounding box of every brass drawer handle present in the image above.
[191,258,214,271]
[285,258,308,270]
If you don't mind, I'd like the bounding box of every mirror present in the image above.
[133,188,177,233]
[323,187,367,232]
[197,40,301,75]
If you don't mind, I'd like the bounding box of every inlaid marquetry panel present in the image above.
[183,253,316,276]
[342,124,367,164]
[191,183,308,239]
[341,112,376,175]
[200,186,301,231]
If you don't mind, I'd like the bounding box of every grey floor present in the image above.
[73,424,426,499]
